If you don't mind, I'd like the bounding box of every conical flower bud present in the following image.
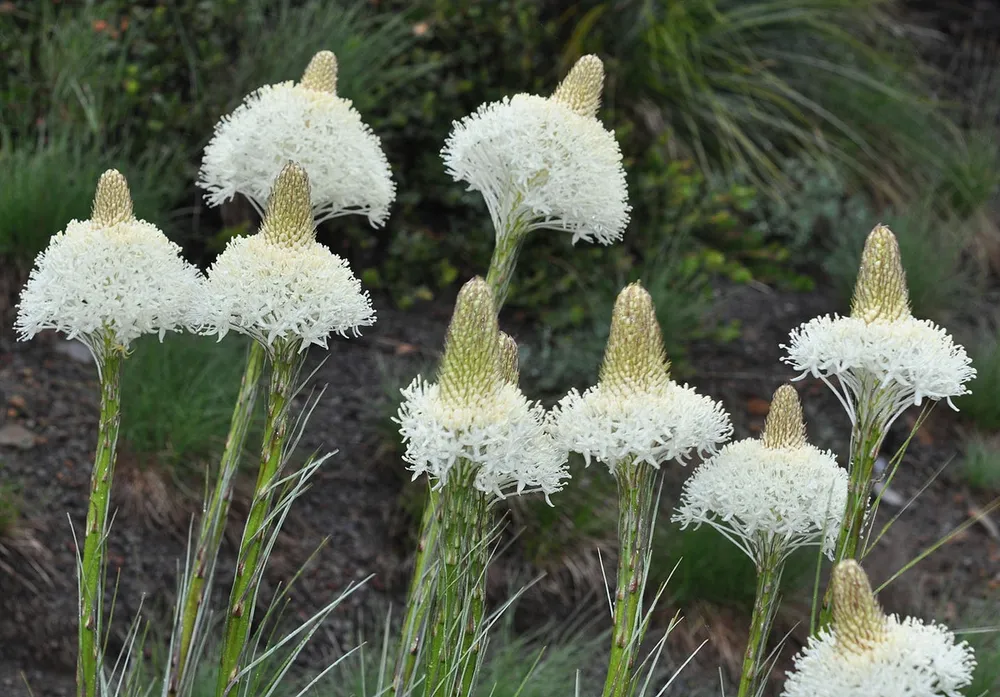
[498,332,519,385]
[850,225,910,323]
[599,283,670,395]
[761,385,807,449]
[299,50,338,94]
[438,278,500,407]
[552,55,605,118]
[831,560,888,654]
[91,170,134,226]
[260,162,315,249]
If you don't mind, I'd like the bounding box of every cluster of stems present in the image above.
[169,341,265,695]
[215,339,304,696]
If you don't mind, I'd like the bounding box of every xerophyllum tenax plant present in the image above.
[197,162,375,697]
[393,277,570,696]
[199,49,395,226]
[550,282,732,697]
[782,560,975,697]
[674,385,848,697]
[15,169,202,697]
[782,225,975,566]
[442,54,630,306]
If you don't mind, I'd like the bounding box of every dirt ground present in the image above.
[0,283,996,696]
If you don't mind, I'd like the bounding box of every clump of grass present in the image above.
[959,436,1000,493]
[120,333,259,475]
[957,328,1000,432]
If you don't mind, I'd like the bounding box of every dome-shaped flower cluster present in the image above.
[442,55,630,245]
[782,561,975,697]
[782,225,974,428]
[395,278,569,502]
[199,162,374,350]
[673,386,848,563]
[550,283,731,473]
[16,169,202,362]
[199,50,395,226]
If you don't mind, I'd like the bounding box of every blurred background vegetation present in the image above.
[1,1,999,687]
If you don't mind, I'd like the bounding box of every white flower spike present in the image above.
[550,283,731,473]
[199,162,375,351]
[395,278,569,502]
[199,50,395,226]
[782,561,975,697]
[442,54,630,245]
[16,169,202,364]
[673,385,849,564]
[782,225,975,430]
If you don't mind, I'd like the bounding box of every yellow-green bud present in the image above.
[260,162,316,249]
[552,54,604,118]
[498,331,519,385]
[761,384,807,449]
[438,277,501,407]
[850,225,910,323]
[91,169,134,226]
[831,560,888,655]
[599,282,670,395]
[299,50,338,94]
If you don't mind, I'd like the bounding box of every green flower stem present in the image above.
[820,385,889,627]
[216,341,301,697]
[737,541,784,697]
[393,486,440,696]
[603,459,657,697]
[484,219,529,310]
[78,339,124,697]
[422,467,489,697]
[171,341,265,695]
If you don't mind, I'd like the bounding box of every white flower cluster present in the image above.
[199,51,395,226]
[673,439,848,562]
[782,615,975,697]
[395,277,569,503]
[442,55,629,244]
[16,170,201,359]
[199,162,374,350]
[396,377,567,502]
[783,314,975,417]
[551,382,732,472]
[199,233,374,349]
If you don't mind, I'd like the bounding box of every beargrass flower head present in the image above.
[550,283,731,474]
[395,278,569,502]
[442,54,630,244]
[199,162,374,351]
[673,385,849,564]
[199,50,395,226]
[15,169,202,365]
[782,560,975,697]
[782,225,975,429]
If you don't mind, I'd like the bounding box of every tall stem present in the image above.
[603,460,657,697]
[77,340,124,697]
[484,225,528,310]
[170,341,265,695]
[216,341,301,697]
[737,542,784,697]
[820,393,887,627]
